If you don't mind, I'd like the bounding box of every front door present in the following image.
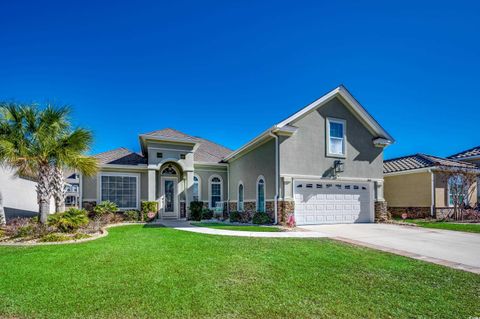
[161,177,178,218]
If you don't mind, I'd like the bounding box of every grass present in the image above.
[403,219,480,233]
[191,222,282,232]
[0,225,479,318]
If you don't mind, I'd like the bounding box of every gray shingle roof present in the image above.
[384,154,477,174]
[93,147,147,166]
[142,128,232,163]
[448,146,480,159]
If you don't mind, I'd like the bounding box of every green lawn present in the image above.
[191,222,282,232]
[0,225,479,318]
[404,220,480,233]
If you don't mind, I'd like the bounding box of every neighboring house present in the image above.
[0,166,55,220]
[383,154,479,219]
[81,86,394,225]
[65,172,80,208]
[448,145,480,201]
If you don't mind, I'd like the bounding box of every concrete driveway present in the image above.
[299,223,480,274]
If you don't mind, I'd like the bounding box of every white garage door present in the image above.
[294,180,373,225]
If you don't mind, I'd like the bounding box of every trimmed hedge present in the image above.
[141,201,158,222]
[252,212,271,225]
[189,201,204,221]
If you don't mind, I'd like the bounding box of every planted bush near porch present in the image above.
[189,201,204,221]
[252,211,272,224]
[141,201,158,221]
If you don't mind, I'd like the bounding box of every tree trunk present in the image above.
[52,166,66,213]
[0,191,6,226]
[37,163,53,224]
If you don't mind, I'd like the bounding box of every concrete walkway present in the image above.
[300,223,480,274]
[157,220,328,238]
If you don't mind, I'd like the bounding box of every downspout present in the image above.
[430,169,435,217]
[226,163,230,216]
[268,132,279,224]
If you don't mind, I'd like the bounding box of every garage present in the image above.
[293,180,373,225]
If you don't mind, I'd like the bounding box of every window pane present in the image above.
[257,182,265,212]
[330,122,343,138]
[329,137,344,155]
[101,175,137,209]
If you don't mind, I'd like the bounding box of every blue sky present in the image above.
[1,1,479,159]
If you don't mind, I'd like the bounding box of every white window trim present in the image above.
[97,172,141,210]
[208,174,223,209]
[326,117,347,158]
[237,180,244,212]
[256,175,266,212]
[447,175,466,207]
[193,174,201,201]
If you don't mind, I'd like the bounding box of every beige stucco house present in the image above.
[384,154,479,219]
[81,86,394,225]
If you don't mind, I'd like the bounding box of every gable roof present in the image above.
[224,85,394,161]
[141,128,232,163]
[93,147,147,166]
[383,154,477,174]
[448,145,480,160]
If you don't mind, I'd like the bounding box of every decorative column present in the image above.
[374,180,389,222]
[185,171,194,219]
[148,169,156,201]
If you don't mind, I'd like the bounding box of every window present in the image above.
[161,165,177,175]
[193,175,200,202]
[157,152,163,158]
[72,185,79,192]
[100,174,138,209]
[238,183,244,212]
[180,154,186,160]
[256,176,265,212]
[65,196,76,205]
[327,118,346,157]
[448,175,466,207]
[209,176,222,209]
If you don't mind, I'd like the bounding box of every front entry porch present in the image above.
[148,161,195,220]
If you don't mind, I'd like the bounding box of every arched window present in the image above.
[193,175,200,202]
[256,176,265,212]
[238,182,244,212]
[209,175,223,209]
[161,164,177,175]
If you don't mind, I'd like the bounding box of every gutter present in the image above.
[268,131,279,225]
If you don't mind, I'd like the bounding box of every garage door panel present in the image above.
[294,180,372,225]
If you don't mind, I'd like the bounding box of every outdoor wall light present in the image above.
[334,160,345,174]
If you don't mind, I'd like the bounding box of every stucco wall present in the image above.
[193,166,228,203]
[228,139,276,201]
[279,97,383,180]
[146,141,194,170]
[384,172,432,207]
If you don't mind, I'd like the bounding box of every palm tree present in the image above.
[51,128,98,213]
[0,190,5,226]
[0,102,98,223]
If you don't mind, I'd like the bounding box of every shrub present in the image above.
[4,218,48,238]
[93,201,118,216]
[48,208,89,233]
[189,201,204,221]
[252,211,272,225]
[141,201,158,222]
[124,210,140,221]
[229,211,241,222]
[201,208,214,220]
[40,233,71,242]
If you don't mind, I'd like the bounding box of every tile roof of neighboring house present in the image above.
[383,154,477,174]
[448,145,480,159]
[142,128,233,163]
[93,147,147,166]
